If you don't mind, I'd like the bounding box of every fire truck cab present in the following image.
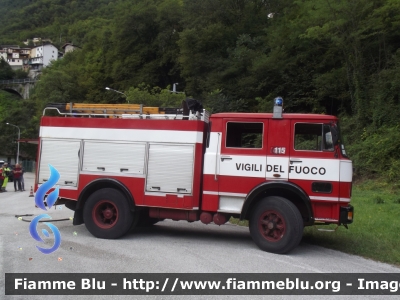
[36,99,353,254]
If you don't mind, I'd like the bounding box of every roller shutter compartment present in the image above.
[146,144,194,194]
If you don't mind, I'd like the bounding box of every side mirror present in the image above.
[331,124,339,145]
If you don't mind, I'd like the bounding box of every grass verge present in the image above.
[230,181,400,266]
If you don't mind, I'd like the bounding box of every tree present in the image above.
[0,58,14,80]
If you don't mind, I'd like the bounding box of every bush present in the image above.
[347,125,400,182]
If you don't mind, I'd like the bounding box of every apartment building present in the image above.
[29,43,59,77]
[0,45,31,71]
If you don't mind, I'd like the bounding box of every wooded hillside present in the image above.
[1,0,399,183]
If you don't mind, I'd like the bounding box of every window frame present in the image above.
[293,122,334,153]
[221,119,266,155]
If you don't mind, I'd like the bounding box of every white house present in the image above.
[8,51,23,69]
[0,45,31,71]
[29,44,59,77]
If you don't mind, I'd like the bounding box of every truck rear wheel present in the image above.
[249,196,303,254]
[83,188,134,239]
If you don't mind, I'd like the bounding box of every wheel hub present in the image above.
[267,222,275,230]
[92,200,119,229]
[103,208,113,219]
[258,210,286,242]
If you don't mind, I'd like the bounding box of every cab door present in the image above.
[289,121,340,220]
[217,119,267,213]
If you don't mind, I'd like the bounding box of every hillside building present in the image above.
[0,45,31,71]
[62,43,81,54]
[1,41,77,79]
[29,44,59,78]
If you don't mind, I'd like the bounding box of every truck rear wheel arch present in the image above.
[73,179,136,225]
[241,181,314,226]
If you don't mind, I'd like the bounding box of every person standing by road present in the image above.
[1,162,10,192]
[13,163,23,191]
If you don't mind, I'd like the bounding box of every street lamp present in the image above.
[105,87,129,103]
[6,122,20,164]
[105,87,126,96]
[171,83,184,94]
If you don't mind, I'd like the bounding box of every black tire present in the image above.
[83,188,134,239]
[249,196,303,254]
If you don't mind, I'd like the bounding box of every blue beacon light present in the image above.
[274,97,283,106]
[273,97,283,119]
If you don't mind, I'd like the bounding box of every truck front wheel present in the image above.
[83,188,134,239]
[249,196,303,254]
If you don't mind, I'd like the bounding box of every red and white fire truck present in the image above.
[35,98,353,254]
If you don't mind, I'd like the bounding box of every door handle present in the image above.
[221,156,232,162]
[290,160,302,164]
[120,168,129,172]
[97,167,105,171]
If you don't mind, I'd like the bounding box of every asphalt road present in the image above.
[0,173,399,300]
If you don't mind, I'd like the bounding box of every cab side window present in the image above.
[294,123,334,151]
[226,122,263,148]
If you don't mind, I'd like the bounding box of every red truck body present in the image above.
[35,101,353,253]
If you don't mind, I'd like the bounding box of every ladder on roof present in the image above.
[42,102,210,123]
[46,102,175,114]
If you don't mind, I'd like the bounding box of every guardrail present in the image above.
[0,78,38,85]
